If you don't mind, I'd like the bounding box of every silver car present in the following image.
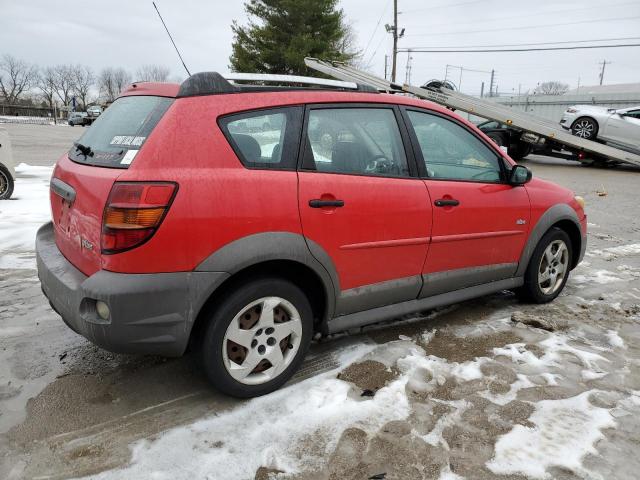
[560,105,640,151]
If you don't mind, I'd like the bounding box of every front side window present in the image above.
[407,110,503,182]
[220,107,301,170]
[303,108,410,177]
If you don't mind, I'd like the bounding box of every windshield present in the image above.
[68,96,173,168]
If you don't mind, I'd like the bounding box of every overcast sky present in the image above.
[1,0,639,95]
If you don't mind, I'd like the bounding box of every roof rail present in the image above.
[177,70,377,97]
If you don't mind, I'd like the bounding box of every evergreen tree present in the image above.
[230,0,358,75]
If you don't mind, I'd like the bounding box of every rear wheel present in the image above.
[571,117,598,140]
[0,164,14,200]
[200,277,313,397]
[518,228,572,303]
[508,142,532,161]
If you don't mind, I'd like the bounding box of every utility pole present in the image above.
[385,0,404,83]
[480,81,484,98]
[489,69,495,97]
[598,60,611,85]
[384,55,388,80]
[392,0,398,82]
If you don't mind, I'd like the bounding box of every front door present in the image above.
[297,105,432,315]
[603,109,640,149]
[402,108,531,297]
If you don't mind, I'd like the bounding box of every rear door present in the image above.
[297,104,432,315]
[402,108,530,297]
[51,95,173,275]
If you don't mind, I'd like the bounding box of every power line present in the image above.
[362,0,392,58]
[404,37,640,50]
[404,15,640,37]
[402,0,484,14]
[403,0,639,29]
[399,43,640,53]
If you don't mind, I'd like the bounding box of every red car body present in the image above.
[37,76,587,361]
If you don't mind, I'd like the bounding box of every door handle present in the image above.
[434,198,460,207]
[309,199,345,208]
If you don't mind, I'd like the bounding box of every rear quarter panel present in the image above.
[102,96,302,274]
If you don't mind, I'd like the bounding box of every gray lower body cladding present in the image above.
[36,223,228,356]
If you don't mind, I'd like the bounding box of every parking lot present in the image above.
[1,124,639,480]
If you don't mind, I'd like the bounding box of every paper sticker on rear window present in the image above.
[111,135,146,146]
[120,149,138,165]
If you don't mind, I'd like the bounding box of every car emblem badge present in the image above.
[81,237,94,251]
[516,219,527,225]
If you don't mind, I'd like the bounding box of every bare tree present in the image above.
[72,65,94,109]
[52,64,75,107]
[98,67,131,102]
[0,54,38,104]
[135,64,171,82]
[37,66,57,110]
[536,81,569,96]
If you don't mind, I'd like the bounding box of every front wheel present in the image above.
[200,277,313,398]
[518,228,572,303]
[0,164,14,200]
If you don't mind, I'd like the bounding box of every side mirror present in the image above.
[509,165,532,186]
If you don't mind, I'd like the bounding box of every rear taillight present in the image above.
[101,182,177,254]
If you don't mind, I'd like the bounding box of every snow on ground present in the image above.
[0,163,52,269]
[78,309,631,480]
[487,391,616,479]
[82,343,411,480]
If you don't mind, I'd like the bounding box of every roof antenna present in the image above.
[152,1,191,77]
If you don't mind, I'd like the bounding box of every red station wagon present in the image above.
[36,73,587,397]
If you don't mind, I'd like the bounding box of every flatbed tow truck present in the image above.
[305,58,640,169]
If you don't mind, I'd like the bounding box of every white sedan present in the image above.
[560,105,640,152]
[0,126,16,199]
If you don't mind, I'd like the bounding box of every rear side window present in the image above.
[68,96,173,168]
[219,107,303,170]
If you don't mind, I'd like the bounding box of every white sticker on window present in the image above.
[111,135,142,146]
[120,149,138,165]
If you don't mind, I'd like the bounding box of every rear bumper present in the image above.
[36,222,229,356]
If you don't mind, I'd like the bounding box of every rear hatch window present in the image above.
[68,96,173,168]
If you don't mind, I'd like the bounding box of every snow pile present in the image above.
[487,391,616,479]
[587,243,640,261]
[0,163,52,269]
[84,344,411,480]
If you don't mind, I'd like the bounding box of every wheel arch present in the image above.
[189,232,339,347]
[517,204,583,276]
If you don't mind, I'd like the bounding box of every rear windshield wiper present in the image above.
[74,142,94,157]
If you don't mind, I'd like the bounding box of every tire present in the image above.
[571,117,598,140]
[508,142,532,161]
[0,164,14,200]
[200,277,313,398]
[517,227,572,303]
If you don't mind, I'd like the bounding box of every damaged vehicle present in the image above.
[36,73,587,397]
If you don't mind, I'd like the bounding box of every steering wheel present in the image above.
[365,154,393,174]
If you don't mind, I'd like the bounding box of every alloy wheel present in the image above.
[538,240,569,295]
[222,296,302,385]
[572,120,595,139]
